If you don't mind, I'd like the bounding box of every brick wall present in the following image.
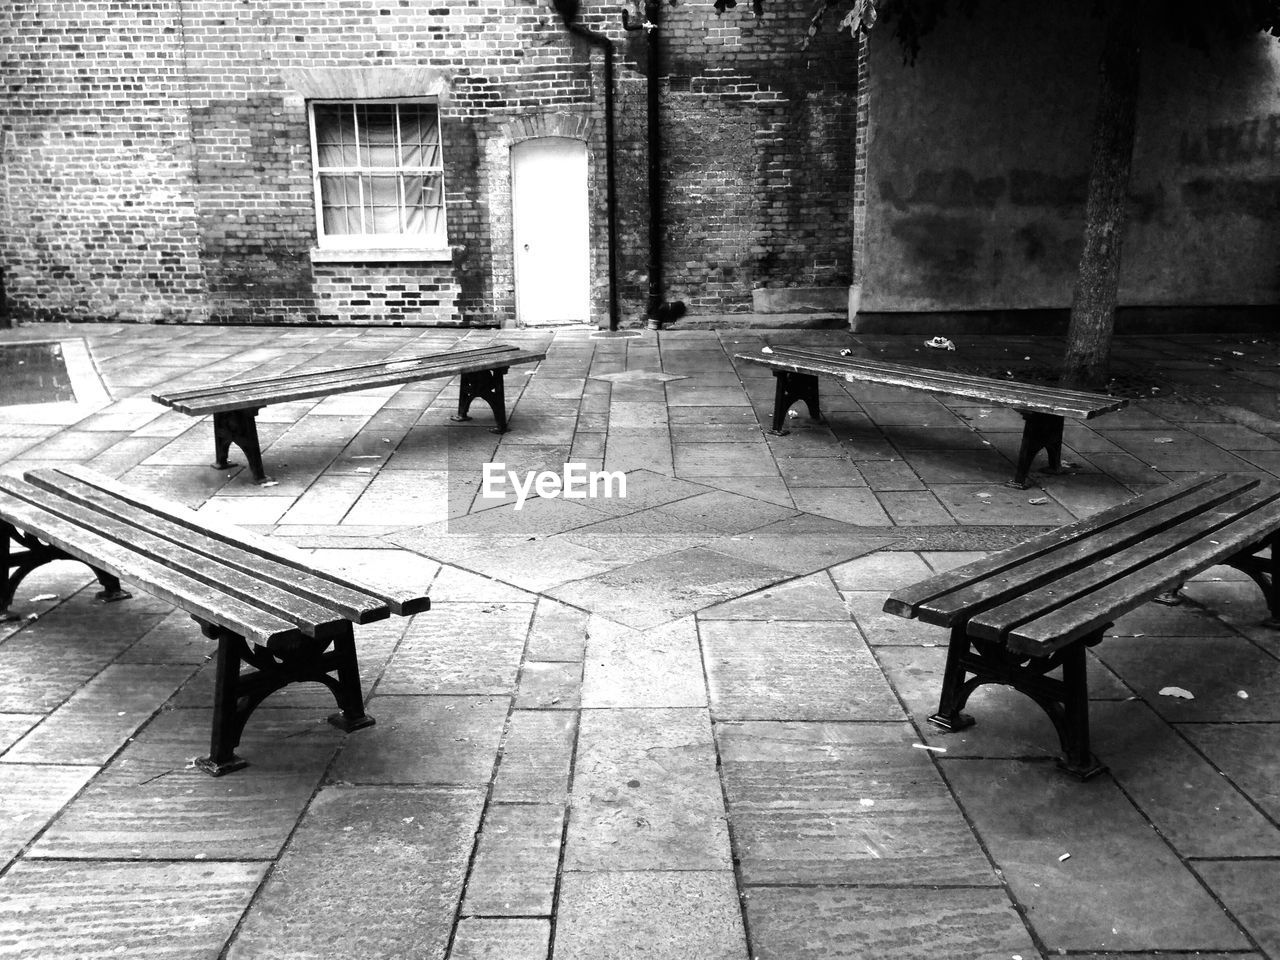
[618,1,859,314]
[0,0,208,323]
[0,0,859,325]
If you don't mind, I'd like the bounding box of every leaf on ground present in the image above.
[1158,686,1195,700]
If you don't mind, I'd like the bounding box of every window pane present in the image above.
[315,104,357,167]
[359,104,398,168]
[400,104,441,168]
[320,175,360,234]
[364,174,401,233]
[403,175,445,239]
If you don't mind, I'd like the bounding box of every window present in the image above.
[309,100,447,253]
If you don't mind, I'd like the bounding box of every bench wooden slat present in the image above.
[743,353,1118,416]
[766,346,1123,407]
[759,346,1109,402]
[0,491,303,647]
[911,474,1263,627]
[155,346,544,416]
[0,477,353,638]
[1011,501,1280,653]
[23,469,394,624]
[48,465,430,617]
[882,473,1233,623]
[742,348,1124,418]
[969,479,1280,647]
[157,345,518,404]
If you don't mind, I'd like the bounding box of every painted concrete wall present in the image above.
[862,2,1280,313]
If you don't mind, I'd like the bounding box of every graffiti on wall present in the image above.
[1179,114,1280,167]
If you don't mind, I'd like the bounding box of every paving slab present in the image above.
[516,660,582,709]
[1193,859,1280,959]
[945,758,1253,952]
[787,486,893,524]
[566,707,729,871]
[1093,635,1280,721]
[604,428,674,475]
[491,709,577,803]
[29,708,344,860]
[2,663,195,764]
[524,598,590,662]
[463,802,565,916]
[229,785,483,960]
[0,860,268,960]
[450,918,551,960]
[420,564,536,604]
[547,546,792,629]
[698,571,849,620]
[0,763,98,866]
[377,602,532,695]
[581,616,706,708]
[328,695,508,785]
[0,714,41,752]
[651,488,798,533]
[703,620,901,721]
[718,720,997,885]
[1089,700,1280,857]
[553,871,746,960]
[745,886,1037,960]
[1179,721,1280,822]
[829,550,932,591]
[0,596,170,713]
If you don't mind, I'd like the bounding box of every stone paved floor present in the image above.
[1,322,1279,958]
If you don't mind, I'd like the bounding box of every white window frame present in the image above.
[308,98,450,260]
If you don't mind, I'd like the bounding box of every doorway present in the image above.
[512,137,590,326]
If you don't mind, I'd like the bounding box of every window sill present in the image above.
[310,247,452,264]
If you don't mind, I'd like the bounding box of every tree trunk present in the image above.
[1060,9,1142,390]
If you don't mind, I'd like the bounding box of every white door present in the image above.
[512,137,590,325]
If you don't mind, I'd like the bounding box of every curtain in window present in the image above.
[314,101,446,243]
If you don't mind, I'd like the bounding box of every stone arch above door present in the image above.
[500,112,594,145]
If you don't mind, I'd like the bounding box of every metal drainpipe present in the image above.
[641,0,663,324]
[553,0,621,331]
[624,0,664,327]
[625,2,684,330]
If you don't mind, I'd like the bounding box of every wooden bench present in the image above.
[0,464,430,776]
[736,346,1127,487]
[153,344,546,484]
[883,472,1280,779]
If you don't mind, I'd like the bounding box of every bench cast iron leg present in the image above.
[452,367,510,434]
[928,624,1107,780]
[212,409,271,484]
[194,621,374,777]
[1222,532,1280,628]
[1057,641,1102,779]
[928,624,977,733]
[2,522,132,621]
[1010,411,1066,488]
[769,370,822,435]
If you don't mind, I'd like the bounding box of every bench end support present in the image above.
[328,711,376,733]
[1012,411,1066,488]
[769,370,823,435]
[194,753,250,777]
[927,710,975,733]
[200,622,374,777]
[1057,753,1108,781]
[92,570,132,604]
[212,409,271,484]
[453,368,510,433]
